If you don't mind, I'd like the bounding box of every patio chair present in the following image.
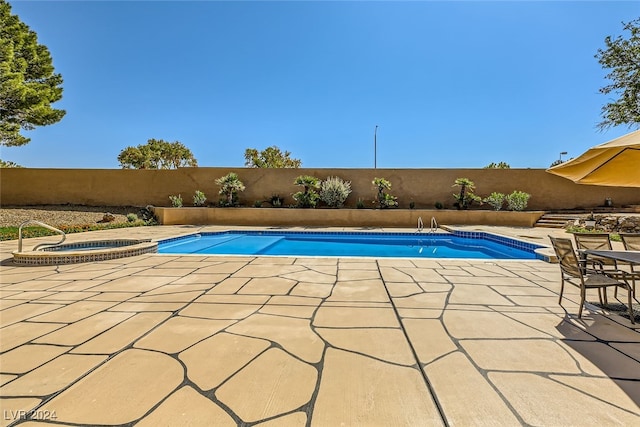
[549,236,634,324]
[573,232,628,280]
[620,233,640,298]
[620,233,640,251]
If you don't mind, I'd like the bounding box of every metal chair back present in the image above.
[573,233,617,268]
[549,236,583,280]
[620,233,640,251]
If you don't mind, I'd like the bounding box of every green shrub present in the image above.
[126,213,138,222]
[483,192,505,211]
[372,177,398,209]
[319,176,352,208]
[193,190,207,207]
[356,198,365,209]
[169,194,183,207]
[253,200,263,208]
[505,190,530,211]
[434,201,444,209]
[409,201,415,209]
[293,175,321,208]
[216,173,245,207]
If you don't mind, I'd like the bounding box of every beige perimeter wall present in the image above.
[1,167,639,211]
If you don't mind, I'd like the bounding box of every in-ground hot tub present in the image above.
[12,239,158,266]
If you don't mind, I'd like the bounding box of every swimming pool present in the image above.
[158,231,541,259]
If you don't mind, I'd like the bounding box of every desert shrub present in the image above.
[253,200,262,208]
[216,173,245,207]
[434,201,444,209]
[319,176,352,208]
[293,175,321,208]
[483,192,505,211]
[505,190,531,211]
[126,213,138,222]
[268,194,283,207]
[169,194,183,207]
[356,198,365,209]
[372,177,398,209]
[193,190,207,207]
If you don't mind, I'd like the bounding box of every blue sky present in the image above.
[3,0,639,169]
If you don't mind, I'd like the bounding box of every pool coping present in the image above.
[11,239,158,266]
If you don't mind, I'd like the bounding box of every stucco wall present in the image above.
[1,167,639,210]
[153,207,545,227]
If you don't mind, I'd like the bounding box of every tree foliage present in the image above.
[595,18,640,130]
[0,159,23,167]
[117,139,198,169]
[244,145,301,168]
[0,1,65,146]
[484,162,510,169]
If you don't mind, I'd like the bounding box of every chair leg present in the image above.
[625,284,635,325]
[602,287,608,305]
[558,278,565,305]
[578,287,586,318]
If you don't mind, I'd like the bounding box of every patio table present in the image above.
[583,250,640,299]
[582,249,640,265]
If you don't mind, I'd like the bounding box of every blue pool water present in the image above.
[158,231,540,259]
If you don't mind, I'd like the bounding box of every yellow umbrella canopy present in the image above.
[547,129,640,187]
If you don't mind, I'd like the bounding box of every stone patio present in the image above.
[1,225,639,426]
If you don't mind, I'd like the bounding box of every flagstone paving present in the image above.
[0,225,639,426]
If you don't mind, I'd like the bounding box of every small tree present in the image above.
[244,146,302,168]
[118,139,198,169]
[293,175,320,208]
[0,1,65,147]
[215,172,245,206]
[372,177,398,209]
[452,178,481,210]
[595,18,640,130]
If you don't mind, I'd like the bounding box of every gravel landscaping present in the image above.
[0,205,145,227]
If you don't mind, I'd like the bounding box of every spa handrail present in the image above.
[18,220,66,252]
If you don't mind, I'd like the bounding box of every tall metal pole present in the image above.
[559,151,567,162]
[374,125,378,169]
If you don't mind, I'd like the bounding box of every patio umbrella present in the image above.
[546,129,640,187]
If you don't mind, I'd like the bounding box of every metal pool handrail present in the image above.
[18,220,66,252]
